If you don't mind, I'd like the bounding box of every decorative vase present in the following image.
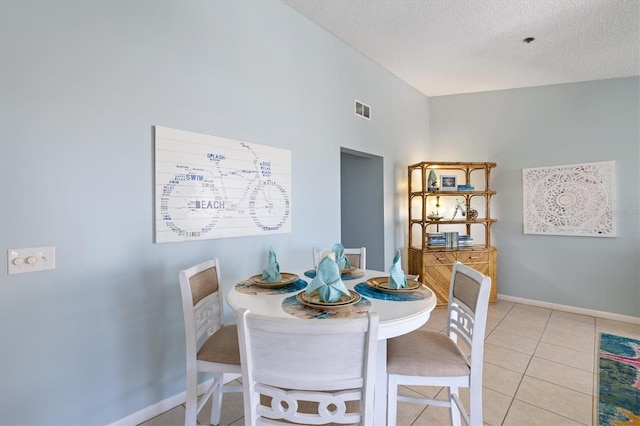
[428,170,438,190]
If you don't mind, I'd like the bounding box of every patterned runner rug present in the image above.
[599,332,640,425]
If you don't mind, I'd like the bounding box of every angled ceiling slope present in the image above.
[283,0,640,96]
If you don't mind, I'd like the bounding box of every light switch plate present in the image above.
[7,247,55,274]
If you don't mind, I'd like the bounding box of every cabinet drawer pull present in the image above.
[436,257,447,261]
[468,256,478,259]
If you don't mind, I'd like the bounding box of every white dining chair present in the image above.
[312,246,367,269]
[179,258,242,426]
[235,308,379,425]
[386,261,491,426]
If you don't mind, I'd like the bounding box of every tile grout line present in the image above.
[483,301,518,425]
[511,307,594,425]
[143,301,626,426]
[498,303,551,425]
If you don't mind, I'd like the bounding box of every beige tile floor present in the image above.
[140,301,640,425]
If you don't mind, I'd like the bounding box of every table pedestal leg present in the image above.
[374,339,388,424]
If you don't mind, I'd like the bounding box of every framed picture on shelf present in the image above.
[440,175,457,191]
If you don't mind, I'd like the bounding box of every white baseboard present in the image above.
[498,294,640,324]
[110,374,241,426]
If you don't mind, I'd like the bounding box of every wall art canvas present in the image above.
[155,126,291,243]
[522,161,616,237]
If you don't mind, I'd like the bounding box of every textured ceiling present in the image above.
[282,0,640,96]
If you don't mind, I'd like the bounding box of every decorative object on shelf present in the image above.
[440,175,457,191]
[523,161,616,237]
[452,199,466,220]
[428,196,443,222]
[457,184,474,191]
[467,208,478,220]
[428,170,438,191]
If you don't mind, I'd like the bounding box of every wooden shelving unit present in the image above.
[407,161,498,307]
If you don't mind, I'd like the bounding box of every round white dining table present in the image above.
[226,268,438,423]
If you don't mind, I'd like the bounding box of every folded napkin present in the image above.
[389,250,407,289]
[333,242,352,270]
[305,256,350,302]
[261,247,282,282]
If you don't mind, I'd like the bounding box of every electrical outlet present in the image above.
[7,247,55,274]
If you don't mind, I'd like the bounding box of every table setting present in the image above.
[304,243,366,280]
[234,247,307,295]
[227,245,438,424]
[283,251,373,319]
[232,245,434,315]
[354,250,435,302]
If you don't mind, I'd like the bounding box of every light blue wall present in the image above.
[0,1,429,424]
[5,1,635,423]
[429,77,640,317]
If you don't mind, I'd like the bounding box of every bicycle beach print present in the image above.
[155,126,291,243]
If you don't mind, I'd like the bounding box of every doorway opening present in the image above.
[340,148,384,271]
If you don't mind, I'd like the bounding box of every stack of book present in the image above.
[457,184,475,191]
[426,233,446,246]
[458,235,474,247]
[427,233,474,247]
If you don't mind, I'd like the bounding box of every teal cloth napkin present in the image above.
[333,242,352,270]
[305,256,350,302]
[389,250,407,289]
[261,247,282,282]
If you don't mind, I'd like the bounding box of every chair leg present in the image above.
[209,373,223,426]
[185,370,198,426]
[387,374,398,426]
[469,380,482,426]
[448,386,462,426]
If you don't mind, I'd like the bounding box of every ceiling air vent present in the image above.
[354,99,371,120]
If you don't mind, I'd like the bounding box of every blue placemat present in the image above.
[304,270,364,280]
[282,293,372,319]
[354,282,433,301]
[235,279,307,295]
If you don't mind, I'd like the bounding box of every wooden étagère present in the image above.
[407,161,498,307]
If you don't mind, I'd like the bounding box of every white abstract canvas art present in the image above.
[522,161,616,237]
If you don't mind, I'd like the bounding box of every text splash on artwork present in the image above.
[155,126,291,243]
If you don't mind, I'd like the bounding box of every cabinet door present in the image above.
[423,264,452,307]
[423,253,456,307]
[457,249,497,303]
